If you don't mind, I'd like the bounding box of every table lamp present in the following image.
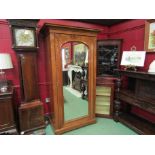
[0,53,13,92]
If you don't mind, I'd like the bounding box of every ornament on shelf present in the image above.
[148,60,155,73]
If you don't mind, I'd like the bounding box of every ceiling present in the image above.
[70,19,130,26]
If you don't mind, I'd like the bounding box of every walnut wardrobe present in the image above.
[41,24,99,134]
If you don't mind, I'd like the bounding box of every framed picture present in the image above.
[121,51,146,67]
[144,19,155,52]
[73,43,88,66]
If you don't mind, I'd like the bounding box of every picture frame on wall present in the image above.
[144,19,155,52]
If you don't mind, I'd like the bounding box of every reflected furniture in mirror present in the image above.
[61,42,88,122]
[41,24,99,134]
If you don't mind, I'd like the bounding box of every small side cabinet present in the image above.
[0,86,17,134]
[96,77,115,118]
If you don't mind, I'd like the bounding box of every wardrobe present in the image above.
[41,24,99,134]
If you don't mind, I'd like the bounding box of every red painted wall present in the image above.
[109,19,155,122]
[0,19,108,115]
[109,19,155,71]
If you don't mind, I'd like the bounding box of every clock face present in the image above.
[14,28,35,47]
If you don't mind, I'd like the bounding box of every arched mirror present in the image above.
[41,24,99,134]
[61,42,89,122]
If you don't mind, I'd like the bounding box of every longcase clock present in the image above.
[8,19,45,134]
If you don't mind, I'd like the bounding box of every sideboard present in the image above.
[114,70,155,135]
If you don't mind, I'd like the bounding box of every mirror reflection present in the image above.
[61,42,89,121]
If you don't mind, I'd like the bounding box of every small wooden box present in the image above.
[19,100,45,134]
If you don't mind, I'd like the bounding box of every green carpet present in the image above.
[45,117,138,135]
[63,86,88,121]
[45,87,137,135]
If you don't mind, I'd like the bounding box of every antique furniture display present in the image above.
[8,19,45,134]
[114,70,155,135]
[96,77,115,118]
[0,81,17,134]
[41,24,99,134]
[97,39,122,76]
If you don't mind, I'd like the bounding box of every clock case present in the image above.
[8,20,45,134]
[8,19,39,51]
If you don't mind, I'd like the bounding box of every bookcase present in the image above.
[96,77,115,118]
[97,39,122,76]
[114,70,155,135]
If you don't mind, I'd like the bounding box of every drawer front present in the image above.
[0,98,14,130]
[96,105,110,115]
[96,86,111,96]
[96,96,110,106]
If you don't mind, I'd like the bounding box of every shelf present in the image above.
[118,113,155,135]
[119,89,155,114]
[115,70,155,135]
[96,105,110,115]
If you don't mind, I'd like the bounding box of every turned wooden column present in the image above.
[81,66,88,99]
[114,78,121,121]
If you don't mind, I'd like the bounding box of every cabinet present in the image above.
[0,83,17,134]
[114,70,155,135]
[97,39,122,76]
[96,77,115,118]
[41,23,99,134]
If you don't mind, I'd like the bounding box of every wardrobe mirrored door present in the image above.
[61,42,89,122]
